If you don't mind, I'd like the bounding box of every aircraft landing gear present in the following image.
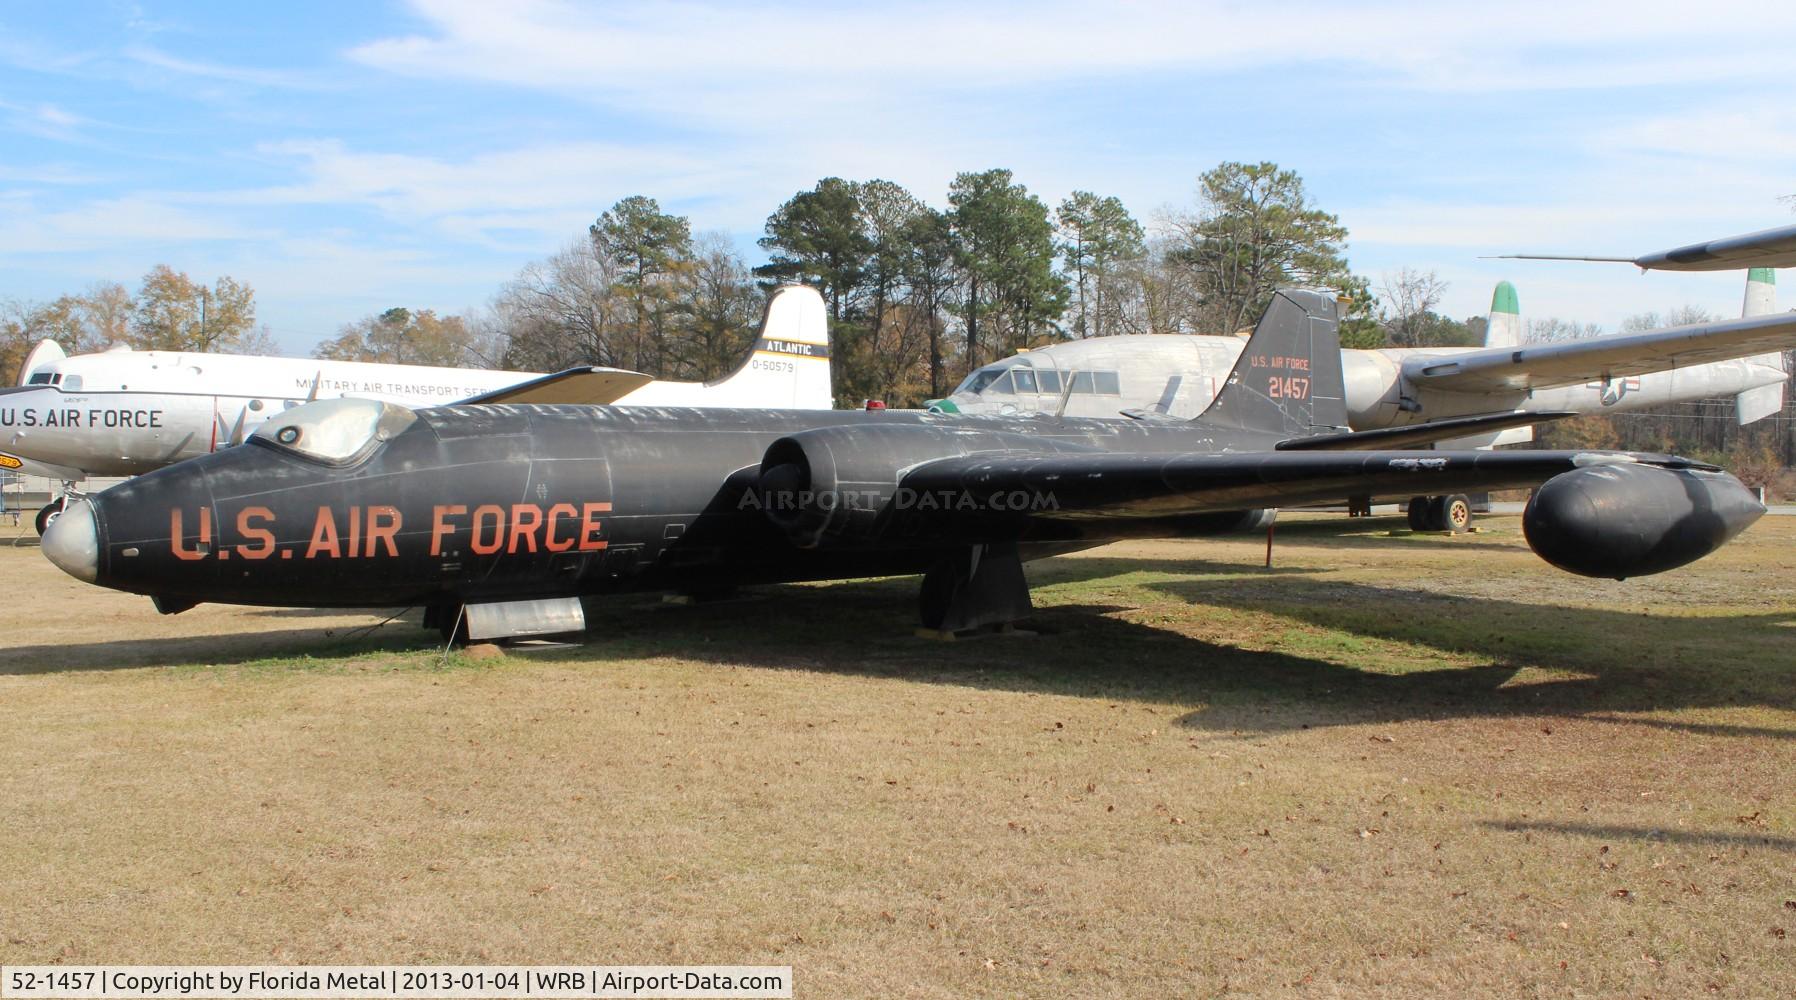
[425,603,469,645]
[34,496,67,536]
[1407,494,1472,534]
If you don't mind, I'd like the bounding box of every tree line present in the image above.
[1,265,267,381]
[3,161,1788,494]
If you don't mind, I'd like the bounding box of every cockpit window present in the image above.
[251,397,416,464]
[27,372,53,385]
[1011,368,1036,394]
[956,367,1002,395]
[61,375,82,390]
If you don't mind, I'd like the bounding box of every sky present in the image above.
[2,0,1794,355]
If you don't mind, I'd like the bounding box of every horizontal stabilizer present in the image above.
[1405,312,1796,392]
[1275,411,1574,451]
[457,366,654,406]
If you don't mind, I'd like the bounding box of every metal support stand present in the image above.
[917,542,1032,635]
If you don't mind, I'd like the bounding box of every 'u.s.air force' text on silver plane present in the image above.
[41,289,1765,642]
[1,285,832,534]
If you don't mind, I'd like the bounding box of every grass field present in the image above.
[1,513,1793,997]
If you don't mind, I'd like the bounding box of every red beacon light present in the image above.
[863,399,886,410]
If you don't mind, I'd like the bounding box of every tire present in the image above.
[35,497,67,536]
[1405,496,1429,531]
[1440,494,1473,534]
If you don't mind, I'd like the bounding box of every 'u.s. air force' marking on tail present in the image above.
[1387,457,1450,471]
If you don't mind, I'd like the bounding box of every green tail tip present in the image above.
[1748,267,1775,285]
[1490,280,1519,315]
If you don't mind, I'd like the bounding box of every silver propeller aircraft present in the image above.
[3,285,832,533]
[934,271,1791,529]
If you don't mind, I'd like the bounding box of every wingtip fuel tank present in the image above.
[1523,462,1765,579]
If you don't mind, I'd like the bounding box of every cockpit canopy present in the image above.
[950,360,1121,401]
[250,397,417,464]
[25,371,83,390]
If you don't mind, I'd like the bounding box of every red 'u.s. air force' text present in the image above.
[168,502,610,561]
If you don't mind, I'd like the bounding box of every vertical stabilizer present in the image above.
[1743,267,1776,318]
[1483,280,1523,349]
[1735,268,1785,424]
[644,284,833,408]
[1194,289,1347,438]
[18,339,66,386]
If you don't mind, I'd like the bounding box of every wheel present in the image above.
[1405,496,1429,531]
[426,603,469,645]
[1440,494,1473,534]
[35,497,67,536]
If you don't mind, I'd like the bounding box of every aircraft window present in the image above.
[1093,371,1121,395]
[1012,369,1037,393]
[27,372,53,385]
[1069,371,1095,393]
[61,375,82,390]
[987,371,1014,394]
[251,397,417,464]
[957,368,1002,395]
[1036,370,1062,394]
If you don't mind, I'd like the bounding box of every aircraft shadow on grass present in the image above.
[5,557,1791,745]
[1477,820,1796,852]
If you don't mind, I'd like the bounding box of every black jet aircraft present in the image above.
[41,290,1766,641]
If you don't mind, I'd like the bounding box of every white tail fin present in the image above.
[1743,267,1777,318]
[18,339,66,385]
[615,284,833,409]
[1736,268,1786,424]
[704,284,832,408]
[1483,280,1523,349]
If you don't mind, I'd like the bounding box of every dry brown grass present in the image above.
[1,514,1793,997]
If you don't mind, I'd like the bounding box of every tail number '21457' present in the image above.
[1267,376,1310,400]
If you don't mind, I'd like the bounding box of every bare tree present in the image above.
[1620,305,1715,333]
[1378,268,1448,347]
[1525,318,1604,343]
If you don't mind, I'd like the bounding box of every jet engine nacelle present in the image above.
[756,424,1088,548]
[1180,507,1277,535]
[1522,463,1764,579]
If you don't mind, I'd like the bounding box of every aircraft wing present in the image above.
[1401,312,1796,393]
[892,450,1704,528]
[456,366,654,406]
[0,450,85,482]
[1275,410,1573,451]
[1498,222,1796,271]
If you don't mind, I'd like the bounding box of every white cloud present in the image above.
[0,194,266,253]
[122,45,336,91]
[349,0,1796,121]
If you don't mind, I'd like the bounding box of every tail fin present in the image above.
[705,284,832,408]
[1743,267,1776,318]
[1194,289,1347,438]
[1483,280,1523,348]
[18,339,66,386]
[1735,268,1785,424]
[635,284,833,409]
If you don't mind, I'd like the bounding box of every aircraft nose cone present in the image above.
[42,499,99,583]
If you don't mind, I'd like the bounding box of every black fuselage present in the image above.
[80,404,1253,610]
